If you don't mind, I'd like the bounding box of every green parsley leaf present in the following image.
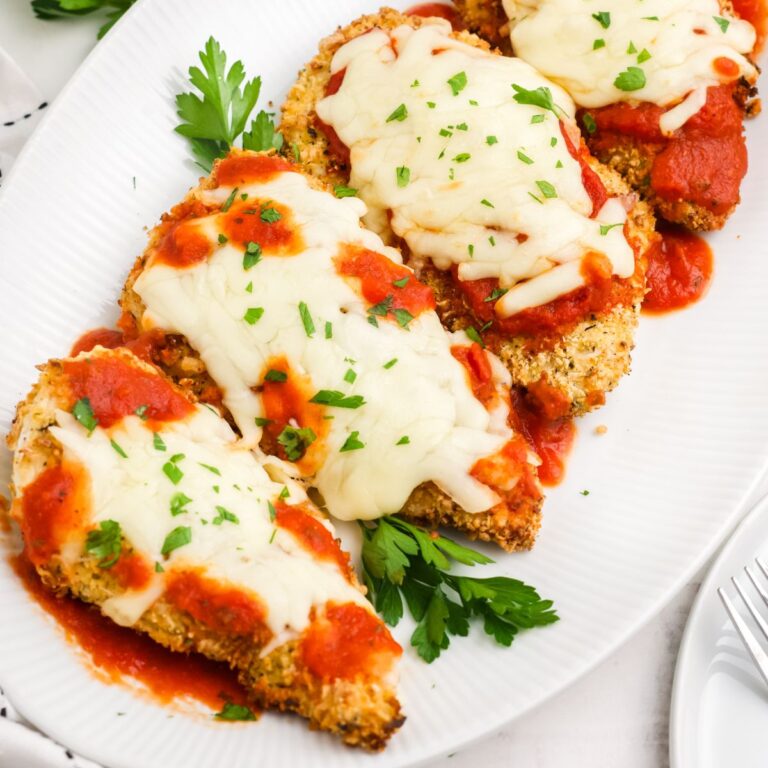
[386,103,408,122]
[580,489,591,496]
[484,286,508,303]
[411,79,420,88]
[368,295,393,322]
[162,461,184,485]
[592,11,611,28]
[242,109,283,152]
[593,38,606,50]
[467,243,475,257]
[134,405,149,420]
[512,84,558,115]
[259,205,281,223]
[221,187,238,212]
[155,562,165,573]
[582,113,597,134]
[243,240,262,270]
[170,492,193,516]
[486,135,498,145]
[161,526,192,555]
[340,431,365,452]
[480,198,495,208]
[243,307,264,325]
[277,425,317,461]
[153,432,167,451]
[517,150,534,164]
[268,500,277,521]
[279,486,290,499]
[324,321,333,339]
[175,38,263,171]
[298,301,315,337]
[453,153,471,163]
[217,233,228,245]
[72,397,98,434]
[109,439,127,458]
[642,15,659,20]
[447,71,468,96]
[396,166,411,187]
[383,358,398,369]
[264,369,287,383]
[31,0,137,40]
[396,436,410,445]
[637,48,652,64]
[254,416,273,427]
[308,390,365,409]
[334,185,357,198]
[528,192,543,204]
[394,308,414,329]
[427,101,436,109]
[531,114,545,124]
[614,66,647,91]
[551,136,558,147]
[344,368,357,384]
[456,122,468,131]
[214,702,256,721]
[714,15,730,32]
[535,180,557,199]
[85,520,122,568]
[245,281,253,293]
[599,222,624,235]
[627,41,637,54]
[393,276,410,288]
[439,128,453,137]
[213,505,239,525]
[465,326,485,347]
[198,462,221,475]
[489,235,496,246]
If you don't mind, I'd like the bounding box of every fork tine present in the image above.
[719,587,768,689]
[746,565,768,609]
[732,576,768,644]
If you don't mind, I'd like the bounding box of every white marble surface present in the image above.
[0,4,751,767]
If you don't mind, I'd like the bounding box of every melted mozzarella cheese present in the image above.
[50,405,369,647]
[504,0,757,131]
[315,20,635,315]
[134,168,515,521]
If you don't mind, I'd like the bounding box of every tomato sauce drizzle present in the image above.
[450,343,497,409]
[219,198,303,256]
[301,602,401,681]
[112,553,154,591]
[275,502,351,578]
[642,225,713,314]
[10,554,250,711]
[733,0,767,50]
[215,154,294,187]
[406,2,458,24]
[62,354,194,427]
[70,328,124,357]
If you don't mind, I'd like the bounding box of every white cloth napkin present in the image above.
[0,45,48,185]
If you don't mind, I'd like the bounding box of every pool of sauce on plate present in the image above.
[10,554,252,714]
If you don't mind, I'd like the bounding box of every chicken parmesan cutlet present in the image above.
[7,346,403,749]
[455,0,760,230]
[280,9,655,417]
[120,150,543,551]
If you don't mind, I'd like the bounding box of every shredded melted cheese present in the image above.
[315,20,635,316]
[134,166,522,521]
[504,0,757,132]
[48,401,369,646]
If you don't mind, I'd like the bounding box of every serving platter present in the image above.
[0,1,767,766]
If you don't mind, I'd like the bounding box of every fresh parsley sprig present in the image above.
[175,38,283,171]
[360,517,558,662]
[31,0,136,39]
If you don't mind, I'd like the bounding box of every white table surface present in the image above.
[0,3,761,767]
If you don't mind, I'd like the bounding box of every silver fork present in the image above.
[718,557,768,688]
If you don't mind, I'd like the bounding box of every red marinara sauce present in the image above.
[733,0,767,50]
[275,502,351,578]
[587,83,747,217]
[70,328,124,357]
[219,198,304,257]
[112,553,154,591]
[19,463,88,567]
[10,555,250,711]
[215,153,294,187]
[335,243,436,321]
[301,602,402,681]
[406,2,458,24]
[62,354,194,427]
[450,343,497,409]
[642,225,713,313]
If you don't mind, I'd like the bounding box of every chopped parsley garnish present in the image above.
[340,431,365,452]
[439,127,453,137]
[582,113,597,134]
[550,136,558,147]
[637,48,652,64]
[259,205,281,223]
[529,192,543,204]
[241,193,249,201]
[170,492,192,517]
[556,160,563,168]
[245,281,253,293]
[325,321,333,339]
[530,114,545,124]
[614,66,647,91]
[254,416,272,427]
[277,425,317,461]
[72,398,98,434]
[411,79,420,87]
[393,276,410,288]
[580,489,591,496]
[161,526,192,555]
[453,153,471,163]
[309,390,365,409]
[169,453,185,463]
[218,233,228,245]
[593,38,606,50]
[599,222,624,235]
[427,101,436,109]
[467,244,475,257]
[264,369,287,383]
[512,84,558,116]
[243,241,262,270]
[368,295,394,325]
[155,562,165,573]
[243,307,264,324]
[447,71,468,96]
[396,436,410,446]
[221,187,239,213]
[268,500,276,521]
[396,166,411,187]
[213,505,239,525]
[344,368,357,384]
[394,308,414,329]
[198,462,221,475]
[592,11,611,28]
[298,302,315,336]
[279,486,290,499]
[486,135,498,145]
[627,41,637,54]
[489,235,496,246]
[480,198,495,208]
[714,16,730,32]
[456,122,468,131]
[334,185,357,198]
[214,702,256,721]
[153,432,167,451]
[359,516,559,662]
[85,520,122,568]
[517,150,534,164]
[383,358,398,369]
[484,286,508,303]
[134,405,149,420]
[386,103,408,122]
[535,180,557,199]
[162,461,184,485]
[465,326,485,347]
[642,15,659,20]
[110,439,128,458]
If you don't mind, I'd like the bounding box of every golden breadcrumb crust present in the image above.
[7,348,403,750]
[278,9,655,416]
